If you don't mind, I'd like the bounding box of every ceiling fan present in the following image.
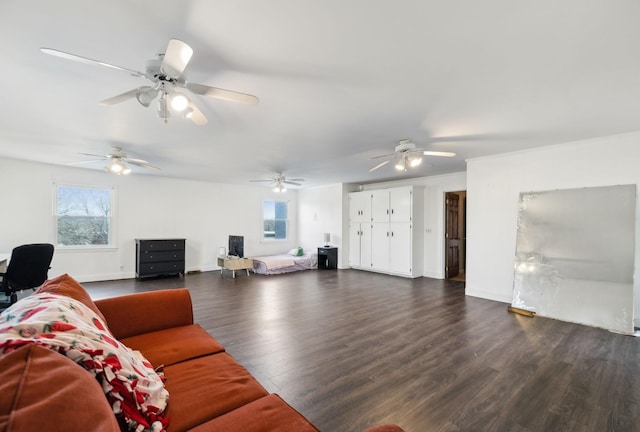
[369,139,456,172]
[41,39,259,125]
[250,173,305,192]
[67,147,160,175]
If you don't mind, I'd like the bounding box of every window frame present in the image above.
[53,183,117,250]
[262,199,289,241]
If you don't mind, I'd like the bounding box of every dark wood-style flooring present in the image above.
[84,270,640,432]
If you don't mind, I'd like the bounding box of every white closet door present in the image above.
[349,192,371,223]
[348,223,362,267]
[371,190,390,222]
[389,222,412,275]
[360,224,373,269]
[389,187,412,222]
[370,223,390,271]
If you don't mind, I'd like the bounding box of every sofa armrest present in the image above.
[362,425,405,432]
[94,288,194,339]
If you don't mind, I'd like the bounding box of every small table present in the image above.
[218,257,253,278]
[317,247,338,270]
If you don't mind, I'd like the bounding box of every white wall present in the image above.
[466,131,640,325]
[297,183,346,268]
[358,172,467,278]
[0,158,299,282]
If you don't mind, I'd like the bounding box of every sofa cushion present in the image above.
[0,344,120,432]
[189,394,320,432]
[35,273,107,323]
[95,288,194,339]
[0,293,169,432]
[120,324,225,367]
[162,352,269,432]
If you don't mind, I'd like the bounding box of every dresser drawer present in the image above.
[137,239,185,252]
[139,250,185,263]
[138,261,185,275]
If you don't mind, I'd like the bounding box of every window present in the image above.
[263,200,288,239]
[55,185,114,247]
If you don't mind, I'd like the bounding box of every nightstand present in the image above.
[317,247,338,270]
[217,257,253,278]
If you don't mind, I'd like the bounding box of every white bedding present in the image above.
[251,252,318,275]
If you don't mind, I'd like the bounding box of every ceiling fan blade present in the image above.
[78,152,109,158]
[369,160,390,172]
[282,181,302,186]
[423,151,456,157]
[371,152,395,160]
[286,178,305,182]
[249,179,273,183]
[187,102,208,125]
[126,160,161,171]
[161,39,193,79]
[66,159,105,165]
[122,157,149,165]
[186,83,259,105]
[99,89,138,106]
[40,48,145,77]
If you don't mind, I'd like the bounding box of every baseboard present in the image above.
[465,287,512,304]
[422,270,443,279]
[74,271,135,283]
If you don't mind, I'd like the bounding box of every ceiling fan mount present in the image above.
[369,139,456,172]
[41,39,259,125]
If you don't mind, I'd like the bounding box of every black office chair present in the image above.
[0,243,54,309]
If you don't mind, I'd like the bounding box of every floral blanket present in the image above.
[0,293,169,432]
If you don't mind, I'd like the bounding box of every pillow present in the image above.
[0,344,120,432]
[288,247,303,257]
[0,293,169,432]
[36,273,107,324]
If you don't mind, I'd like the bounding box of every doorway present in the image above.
[445,191,467,282]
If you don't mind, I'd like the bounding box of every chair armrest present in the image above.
[94,288,194,339]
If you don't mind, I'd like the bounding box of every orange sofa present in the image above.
[0,275,404,432]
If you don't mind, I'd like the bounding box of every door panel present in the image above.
[389,188,412,222]
[349,223,361,267]
[371,190,390,222]
[389,222,412,274]
[350,191,372,223]
[370,223,389,271]
[360,224,372,269]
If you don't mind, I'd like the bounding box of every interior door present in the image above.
[445,192,460,278]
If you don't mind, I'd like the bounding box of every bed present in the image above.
[251,252,318,275]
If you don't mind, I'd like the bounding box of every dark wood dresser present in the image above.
[135,239,185,279]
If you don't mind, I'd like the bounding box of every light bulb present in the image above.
[110,162,123,174]
[409,156,422,167]
[171,93,189,111]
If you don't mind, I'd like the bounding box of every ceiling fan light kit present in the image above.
[370,139,456,173]
[107,159,131,175]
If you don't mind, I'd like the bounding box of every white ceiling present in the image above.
[2,1,640,188]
